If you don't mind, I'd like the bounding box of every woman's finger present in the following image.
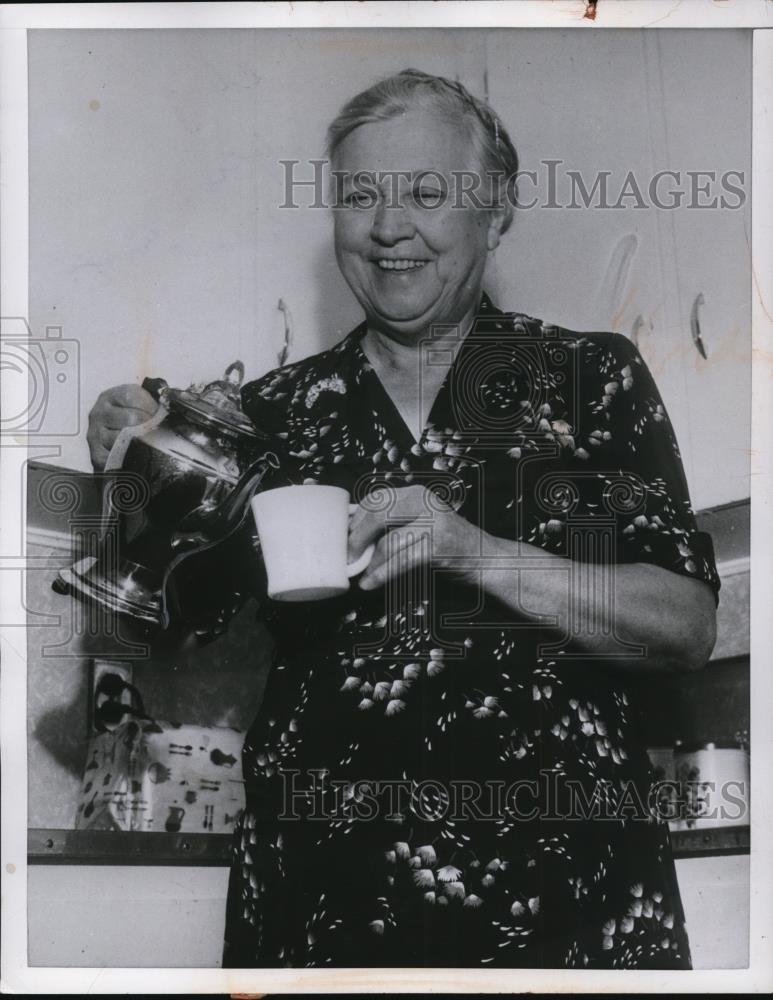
[347,506,384,561]
[99,424,119,455]
[358,522,432,590]
[101,405,156,431]
[107,384,159,415]
[348,485,431,561]
[89,432,111,470]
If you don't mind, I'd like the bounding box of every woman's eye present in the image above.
[343,191,375,209]
[411,187,445,207]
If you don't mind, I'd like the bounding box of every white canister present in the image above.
[673,743,750,830]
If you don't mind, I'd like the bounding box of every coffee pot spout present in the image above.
[169,451,282,556]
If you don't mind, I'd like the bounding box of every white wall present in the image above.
[28,28,487,471]
[28,855,749,969]
[29,29,751,508]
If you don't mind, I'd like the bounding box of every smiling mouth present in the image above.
[374,259,428,272]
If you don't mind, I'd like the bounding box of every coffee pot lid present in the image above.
[164,361,266,441]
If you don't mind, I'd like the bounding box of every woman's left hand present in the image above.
[348,484,483,591]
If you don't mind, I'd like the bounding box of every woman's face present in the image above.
[332,108,506,342]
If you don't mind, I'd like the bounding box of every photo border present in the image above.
[2,2,771,993]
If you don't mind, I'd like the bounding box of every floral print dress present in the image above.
[222,294,720,969]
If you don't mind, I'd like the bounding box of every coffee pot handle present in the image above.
[142,376,169,403]
[223,361,245,386]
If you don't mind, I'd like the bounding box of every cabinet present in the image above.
[486,29,751,511]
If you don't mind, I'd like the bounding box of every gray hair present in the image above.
[326,69,519,232]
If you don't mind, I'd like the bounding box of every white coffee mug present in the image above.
[250,484,374,602]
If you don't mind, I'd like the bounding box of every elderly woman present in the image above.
[89,70,718,969]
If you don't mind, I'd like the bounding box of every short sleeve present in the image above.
[578,332,720,604]
[241,369,297,439]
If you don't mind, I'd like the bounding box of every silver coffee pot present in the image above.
[54,361,284,636]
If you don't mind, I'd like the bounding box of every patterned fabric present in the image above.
[222,294,720,969]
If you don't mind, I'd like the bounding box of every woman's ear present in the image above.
[486,205,509,251]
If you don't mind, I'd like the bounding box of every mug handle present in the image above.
[347,543,375,579]
[347,502,374,577]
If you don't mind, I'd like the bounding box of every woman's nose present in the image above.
[370,199,415,245]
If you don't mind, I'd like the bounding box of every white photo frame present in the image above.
[2,2,771,994]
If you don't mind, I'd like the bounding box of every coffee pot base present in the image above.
[55,556,165,626]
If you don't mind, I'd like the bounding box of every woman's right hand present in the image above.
[87,384,159,471]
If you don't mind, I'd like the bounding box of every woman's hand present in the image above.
[349,483,715,672]
[87,384,159,471]
[348,484,482,591]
